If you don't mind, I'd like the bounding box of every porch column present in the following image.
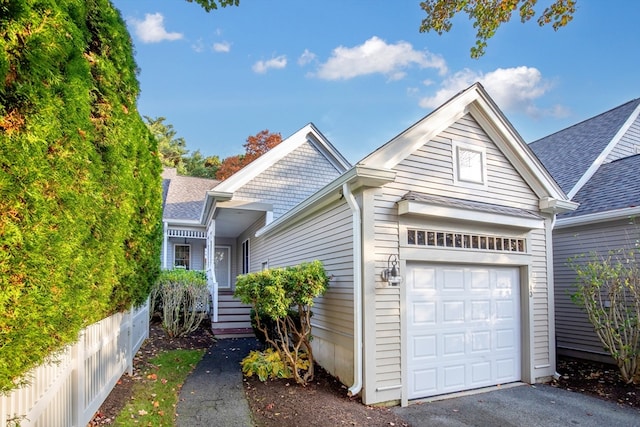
[162,221,168,270]
[206,220,218,322]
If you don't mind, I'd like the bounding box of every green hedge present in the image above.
[0,0,162,391]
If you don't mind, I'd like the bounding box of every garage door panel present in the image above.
[411,301,436,324]
[412,334,437,359]
[407,263,521,399]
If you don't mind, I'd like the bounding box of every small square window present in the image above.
[453,141,487,187]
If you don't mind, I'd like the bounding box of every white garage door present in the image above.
[406,264,521,399]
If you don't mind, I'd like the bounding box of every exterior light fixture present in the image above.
[382,254,402,286]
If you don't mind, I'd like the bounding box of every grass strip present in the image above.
[114,349,204,426]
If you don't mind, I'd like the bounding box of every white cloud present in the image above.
[314,36,447,81]
[298,49,317,66]
[129,13,183,44]
[252,55,287,74]
[419,66,566,118]
[192,39,205,53]
[213,41,231,53]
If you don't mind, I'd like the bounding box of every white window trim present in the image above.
[214,246,231,289]
[173,244,191,270]
[452,140,488,189]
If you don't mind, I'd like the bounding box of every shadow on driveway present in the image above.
[393,383,639,427]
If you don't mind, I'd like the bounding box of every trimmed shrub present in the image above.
[235,260,329,385]
[0,0,162,391]
[151,270,209,337]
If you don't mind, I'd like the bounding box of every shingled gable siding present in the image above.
[251,198,356,384]
[367,114,552,403]
[605,115,640,162]
[233,141,343,219]
[553,218,639,361]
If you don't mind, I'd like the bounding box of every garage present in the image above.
[406,263,521,399]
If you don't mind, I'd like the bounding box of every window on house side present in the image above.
[457,147,484,184]
[174,244,190,270]
[242,239,250,274]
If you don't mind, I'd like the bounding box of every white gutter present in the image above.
[555,205,640,229]
[343,183,363,397]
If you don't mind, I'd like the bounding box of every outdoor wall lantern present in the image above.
[382,254,403,286]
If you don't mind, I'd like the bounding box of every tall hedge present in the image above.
[0,0,162,391]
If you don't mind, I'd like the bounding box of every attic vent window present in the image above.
[453,141,487,188]
[407,229,526,253]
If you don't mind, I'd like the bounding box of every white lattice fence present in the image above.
[1,302,149,427]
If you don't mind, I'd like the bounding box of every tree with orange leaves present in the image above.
[216,130,282,180]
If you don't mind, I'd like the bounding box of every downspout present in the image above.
[343,183,363,397]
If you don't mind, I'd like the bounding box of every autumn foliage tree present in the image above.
[216,129,282,180]
[419,0,577,58]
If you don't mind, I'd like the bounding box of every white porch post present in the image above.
[162,221,168,269]
[207,220,219,322]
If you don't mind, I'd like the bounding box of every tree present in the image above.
[419,0,577,58]
[185,0,239,12]
[144,116,188,171]
[183,150,221,179]
[1,0,162,391]
[216,129,282,180]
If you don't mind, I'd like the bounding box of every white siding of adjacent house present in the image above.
[234,141,344,219]
[251,198,356,383]
[553,218,639,361]
[605,115,640,162]
[362,114,554,404]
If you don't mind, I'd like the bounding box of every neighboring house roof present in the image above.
[529,98,640,197]
[560,154,640,218]
[162,168,219,222]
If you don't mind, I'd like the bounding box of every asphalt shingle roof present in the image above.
[162,169,219,221]
[529,98,640,194]
[559,154,640,218]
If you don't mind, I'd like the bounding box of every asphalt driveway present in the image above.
[393,383,639,427]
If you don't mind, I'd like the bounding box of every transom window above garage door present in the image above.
[407,229,526,252]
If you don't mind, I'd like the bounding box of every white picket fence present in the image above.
[1,302,149,427]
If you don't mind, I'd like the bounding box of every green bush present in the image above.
[571,249,640,384]
[0,0,162,392]
[241,348,310,382]
[151,270,209,338]
[235,260,329,385]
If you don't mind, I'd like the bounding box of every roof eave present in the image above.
[555,206,640,229]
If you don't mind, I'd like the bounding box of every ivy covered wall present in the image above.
[0,0,162,391]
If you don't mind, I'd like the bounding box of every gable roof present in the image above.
[162,168,219,222]
[359,83,572,210]
[212,123,351,193]
[560,154,640,219]
[258,84,577,238]
[529,98,640,198]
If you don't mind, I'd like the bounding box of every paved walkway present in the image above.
[176,337,261,427]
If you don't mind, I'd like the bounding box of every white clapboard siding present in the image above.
[251,198,356,382]
[605,115,640,162]
[367,114,547,401]
[553,218,639,361]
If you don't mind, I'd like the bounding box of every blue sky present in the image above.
[111,1,640,164]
